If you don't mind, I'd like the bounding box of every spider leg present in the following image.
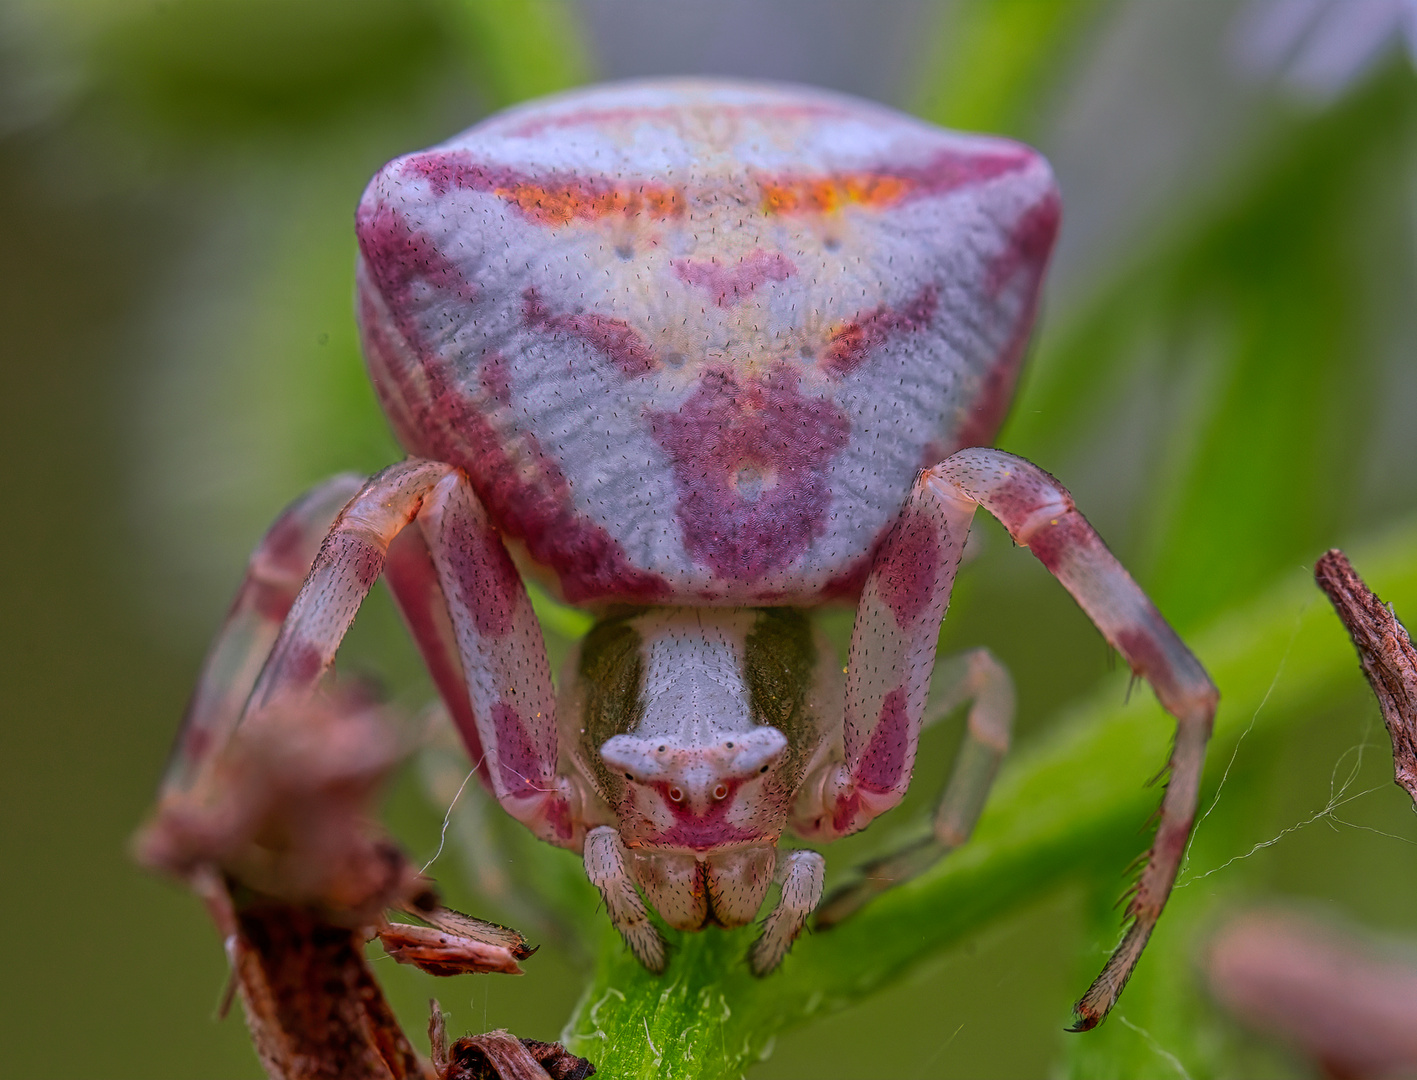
[749,849,825,976]
[814,648,1013,927]
[248,460,580,848]
[804,447,1216,1030]
[938,449,1216,1031]
[248,459,453,710]
[385,519,489,789]
[162,473,365,795]
[584,826,667,973]
[413,470,580,847]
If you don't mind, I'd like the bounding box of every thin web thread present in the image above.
[421,753,484,874]
[1176,603,1305,884]
[1119,1016,1192,1080]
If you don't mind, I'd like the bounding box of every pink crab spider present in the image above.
[167,79,1217,1031]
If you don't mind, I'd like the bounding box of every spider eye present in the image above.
[759,765,769,774]
[712,783,728,800]
[668,786,684,803]
[624,772,634,781]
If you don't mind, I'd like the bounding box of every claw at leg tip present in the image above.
[1066,1008,1100,1033]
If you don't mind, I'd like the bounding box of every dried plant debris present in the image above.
[1314,548,1417,808]
[134,688,527,968]
[135,688,424,921]
[134,688,546,1079]
[430,1004,595,1080]
[227,892,428,1080]
[378,919,528,978]
[1205,908,1417,1080]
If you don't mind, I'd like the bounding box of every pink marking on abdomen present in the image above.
[822,283,938,378]
[355,204,477,325]
[819,548,876,603]
[360,291,671,604]
[648,364,851,581]
[908,147,1037,199]
[876,511,940,627]
[671,250,796,307]
[987,189,1061,298]
[952,192,1061,451]
[856,687,910,794]
[401,153,683,226]
[757,148,1036,217]
[950,348,1022,452]
[523,288,657,377]
[479,352,512,406]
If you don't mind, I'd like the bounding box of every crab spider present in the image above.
[166,79,1216,1031]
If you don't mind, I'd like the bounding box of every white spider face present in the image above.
[568,607,834,857]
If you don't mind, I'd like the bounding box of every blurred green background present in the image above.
[3,1,1417,1076]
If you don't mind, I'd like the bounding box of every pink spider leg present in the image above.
[246,459,454,710]
[248,460,579,849]
[151,461,546,957]
[384,525,491,789]
[412,470,580,848]
[803,447,1218,1030]
[162,473,366,796]
[814,648,1013,927]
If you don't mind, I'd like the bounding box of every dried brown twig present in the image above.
[134,689,587,1079]
[430,1007,594,1080]
[1314,548,1417,806]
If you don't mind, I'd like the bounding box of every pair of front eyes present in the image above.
[618,774,736,802]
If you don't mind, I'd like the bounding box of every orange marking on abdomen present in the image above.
[760,171,912,216]
[758,148,1032,217]
[493,180,684,227]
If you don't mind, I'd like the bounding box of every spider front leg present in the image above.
[584,826,667,972]
[800,447,1217,1030]
[162,472,365,795]
[250,459,583,848]
[814,648,1013,927]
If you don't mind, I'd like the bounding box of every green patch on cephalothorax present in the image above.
[744,608,820,784]
[577,611,647,801]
